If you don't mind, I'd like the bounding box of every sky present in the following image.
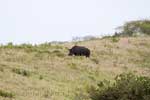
[0,0,150,44]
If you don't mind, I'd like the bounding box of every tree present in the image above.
[116,19,150,36]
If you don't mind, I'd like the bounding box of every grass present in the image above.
[0,37,150,100]
[12,68,31,77]
[0,90,14,98]
[89,73,150,100]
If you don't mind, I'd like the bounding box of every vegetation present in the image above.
[12,68,31,77]
[0,90,14,98]
[89,73,150,100]
[0,37,150,100]
[72,35,99,42]
[116,19,150,36]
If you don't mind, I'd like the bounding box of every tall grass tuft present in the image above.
[0,90,15,98]
[12,68,31,77]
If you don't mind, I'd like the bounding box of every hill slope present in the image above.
[0,37,150,100]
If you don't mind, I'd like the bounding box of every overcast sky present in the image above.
[0,0,150,44]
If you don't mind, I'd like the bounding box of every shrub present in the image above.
[19,43,33,48]
[5,42,14,48]
[38,42,51,48]
[111,37,120,43]
[39,75,44,80]
[12,68,31,77]
[0,67,4,72]
[0,90,14,98]
[89,73,150,100]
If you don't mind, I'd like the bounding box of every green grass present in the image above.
[89,73,150,100]
[0,90,14,98]
[0,37,150,100]
[12,68,31,77]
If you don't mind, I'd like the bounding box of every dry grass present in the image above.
[0,37,150,100]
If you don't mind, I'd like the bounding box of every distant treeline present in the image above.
[115,19,150,36]
[72,35,99,42]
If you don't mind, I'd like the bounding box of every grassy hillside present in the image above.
[0,37,150,100]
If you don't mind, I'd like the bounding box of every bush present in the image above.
[18,43,33,49]
[5,42,14,48]
[0,67,4,72]
[89,73,150,100]
[12,68,31,77]
[0,90,14,98]
[39,75,44,80]
[111,37,120,43]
